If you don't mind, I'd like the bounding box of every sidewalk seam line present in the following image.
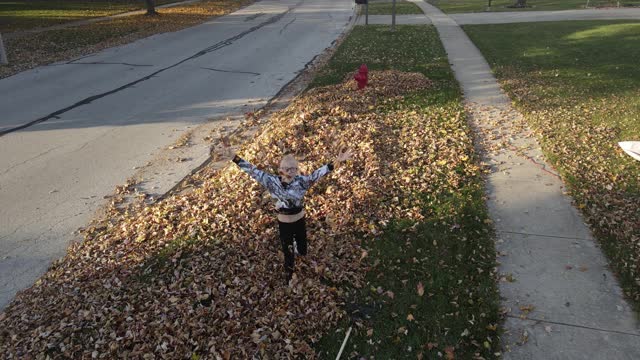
[506,315,640,337]
[498,230,592,242]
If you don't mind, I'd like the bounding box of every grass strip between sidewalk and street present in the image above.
[365,0,424,15]
[465,20,640,312]
[312,25,501,359]
[427,0,640,13]
[0,0,253,80]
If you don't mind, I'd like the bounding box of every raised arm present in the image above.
[301,148,353,189]
[232,155,277,189]
[302,163,334,188]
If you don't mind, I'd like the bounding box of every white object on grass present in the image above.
[335,326,352,360]
[619,141,640,162]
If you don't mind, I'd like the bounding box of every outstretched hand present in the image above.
[336,148,353,163]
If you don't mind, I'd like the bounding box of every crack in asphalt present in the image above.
[244,12,265,21]
[66,54,98,63]
[0,194,86,255]
[1,124,119,176]
[280,17,296,34]
[201,67,260,76]
[69,126,119,155]
[0,0,304,137]
[41,54,97,66]
[0,223,26,244]
[74,140,91,153]
[67,62,154,67]
[0,144,66,176]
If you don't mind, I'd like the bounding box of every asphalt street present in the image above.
[0,0,354,310]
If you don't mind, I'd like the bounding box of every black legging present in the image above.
[278,217,307,279]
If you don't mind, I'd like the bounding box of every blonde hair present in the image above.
[279,154,298,169]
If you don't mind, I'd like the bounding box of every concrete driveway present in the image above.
[0,0,354,310]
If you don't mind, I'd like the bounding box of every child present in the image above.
[229,149,352,283]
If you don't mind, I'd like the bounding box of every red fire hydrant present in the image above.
[354,64,368,90]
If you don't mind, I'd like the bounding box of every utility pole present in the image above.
[365,0,368,25]
[392,0,397,31]
[356,0,369,25]
[0,33,7,65]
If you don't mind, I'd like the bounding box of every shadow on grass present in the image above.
[309,25,500,359]
[316,186,500,359]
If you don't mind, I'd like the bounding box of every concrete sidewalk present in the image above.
[411,0,640,358]
[451,8,640,25]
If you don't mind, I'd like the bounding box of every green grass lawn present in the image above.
[0,0,178,33]
[428,0,640,13]
[465,20,640,311]
[312,25,501,359]
[365,0,424,15]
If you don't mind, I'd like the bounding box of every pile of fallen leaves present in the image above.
[0,70,484,359]
[0,0,253,79]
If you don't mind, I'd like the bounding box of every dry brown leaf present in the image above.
[417,281,425,297]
